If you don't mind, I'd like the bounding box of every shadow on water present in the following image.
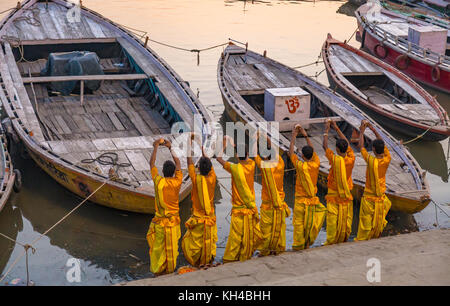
[0,200,23,275]
[336,1,359,17]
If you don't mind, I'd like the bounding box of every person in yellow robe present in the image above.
[323,120,355,245]
[252,133,290,256]
[217,136,263,263]
[182,134,218,266]
[147,138,183,275]
[289,124,326,250]
[356,121,392,241]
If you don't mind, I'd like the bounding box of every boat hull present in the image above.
[0,135,15,214]
[23,137,190,214]
[221,92,429,214]
[359,25,450,94]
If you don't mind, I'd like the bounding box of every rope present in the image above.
[0,232,28,249]
[431,199,450,218]
[81,152,131,169]
[0,7,15,15]
[346,26,360,43]
[1,8,42,63]
[308,68,326,79]
[0,179,109,284]
[401,123,438,145]
[292,60,323,70]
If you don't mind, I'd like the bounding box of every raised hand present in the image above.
[325,119,331,132]
[163,139,172,149]
[331,120,339,130]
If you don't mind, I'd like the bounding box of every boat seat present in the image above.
[17,57,129,77]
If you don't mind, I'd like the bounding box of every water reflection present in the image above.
[0,201,23,275]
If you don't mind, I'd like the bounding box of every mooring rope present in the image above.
[0,178,109,284]
[292,60,324,70]
[401,122,439,145]
[346,26,360,44]
[0,7,15,15]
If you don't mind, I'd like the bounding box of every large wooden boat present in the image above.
[218,43,430,213]
[322,34,450,141]
[382,0,449,19]
[356,3,450,94]
[0,0,211,214]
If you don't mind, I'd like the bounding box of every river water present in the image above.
[0,0,448,285]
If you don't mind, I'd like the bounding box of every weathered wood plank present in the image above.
[22,74,149,83]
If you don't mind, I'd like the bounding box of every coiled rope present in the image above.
[81,152,131,169]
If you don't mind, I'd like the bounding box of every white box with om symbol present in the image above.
[263,87,311,128]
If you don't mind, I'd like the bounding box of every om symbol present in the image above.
[285,97,300,114]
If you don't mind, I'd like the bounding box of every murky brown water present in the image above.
[0,0,449,285]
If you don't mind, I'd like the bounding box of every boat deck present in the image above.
[328,44,441,125]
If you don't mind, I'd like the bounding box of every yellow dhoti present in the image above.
[182,172,217,266]
[259,204,290,255]
[324,197,353,245]
[292,158,326,250]
[223,208,263,262]
[258,163,290,256]
[356,154,391,241]
[182,216,217,266]
[325,154,353,245]
[223,163,263,262]
[292,196,327,250]
[147,216,181,275]
[356,195,391,240]
[147,175,181,275]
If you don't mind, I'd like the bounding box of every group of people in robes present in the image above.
[146,119,392,275]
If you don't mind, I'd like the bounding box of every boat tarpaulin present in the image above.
[41,51,104,95]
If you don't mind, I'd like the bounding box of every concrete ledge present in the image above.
[120,229,450,286]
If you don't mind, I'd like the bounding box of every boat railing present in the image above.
[366,20,450,67]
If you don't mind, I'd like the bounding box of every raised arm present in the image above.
[322,120,331,151]
[331,120,349,145]
[187,133,194,167]
[298,124,313,149]
[150,138,162,169]
[367,122,382,140]
[289,126,299,158]
[358,120,368,151]
[164,139,181,171]
[216,136,234,167]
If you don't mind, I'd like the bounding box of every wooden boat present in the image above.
[382,0,449,19]
[0,0,211,214]
[218,43,431,213]
[381,0,450,28]
[423,0,450,16]
[322,34,450,142]
[356,3,450,94]
[0,128,17,213]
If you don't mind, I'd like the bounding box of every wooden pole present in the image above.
[80,80,84,106]
[263,50,267,57]
[144,36,149,48]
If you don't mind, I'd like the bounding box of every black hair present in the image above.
[163,160,176,177]
[372,139,385,155]
[198,156,212,176]
[336,139,348,154]
[302,145,314,160]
